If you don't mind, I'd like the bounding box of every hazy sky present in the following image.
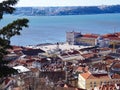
[0,0,120,7]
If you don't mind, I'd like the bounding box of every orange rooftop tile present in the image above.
[82,53,95,59]
[80,71,110,79]
[76,66,83,72]
[80,71,91,79]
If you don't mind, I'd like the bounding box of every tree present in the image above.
[0,0,29,78]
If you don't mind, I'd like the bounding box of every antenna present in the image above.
[114,27,116,34]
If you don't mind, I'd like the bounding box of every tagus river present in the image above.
[0,13,120,46]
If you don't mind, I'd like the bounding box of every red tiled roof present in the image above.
[30,68,39,72]
[80,71,91,79]
[104,59,115,65]
[88,74,109,79]
[76,67,83,72]
[84,66,89,72]
[111,73,120,79]
[115,32,120,36]
[26,59,35,63]
[83,34,98,38]
[12,46,23,51]
[102,32,120,41]
[68,50,80,55]
[82,53,95,59]
[112,62,120,69]
[103,33,117,37]
[80,71,109,80]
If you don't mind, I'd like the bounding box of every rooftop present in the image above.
[13,65,30,73]
[83,34,99,38]
[81,53,96,59]
[111,73,120,79]
[80,71,109,80]
[26,43,92,53]
[22,48,45,56]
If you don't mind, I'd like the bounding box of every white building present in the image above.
[66,31,81,45]
[95,36,110,48]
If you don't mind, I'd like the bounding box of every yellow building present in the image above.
[78,71,120,90]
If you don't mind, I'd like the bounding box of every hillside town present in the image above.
[0,31,120,90]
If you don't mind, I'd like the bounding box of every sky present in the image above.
[0,0,120,7]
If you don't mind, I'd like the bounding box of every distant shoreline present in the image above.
[14,5,120,16]
[13,13,120,17]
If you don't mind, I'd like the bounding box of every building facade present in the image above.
[66,31,81,45]
[78,71,120,90]
[95,36,110,48]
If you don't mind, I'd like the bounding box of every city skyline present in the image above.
[0,0,120,7]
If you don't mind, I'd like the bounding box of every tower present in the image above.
[66,31,81,45]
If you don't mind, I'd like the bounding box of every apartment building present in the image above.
[78,70,120,90]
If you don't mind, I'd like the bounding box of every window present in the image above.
[90,82,92,87]
[94,82,96,84]
[116,80,118,83]
[94,84,96,87]
[104,81,106,85]
[94,82,96,87]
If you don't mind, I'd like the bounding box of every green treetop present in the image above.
[0,0,29,78]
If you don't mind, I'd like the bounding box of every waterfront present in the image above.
[0,13,120,46]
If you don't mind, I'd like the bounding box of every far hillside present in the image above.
[14,5,120,16]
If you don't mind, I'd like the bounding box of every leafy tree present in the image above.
[0,0,29,78]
